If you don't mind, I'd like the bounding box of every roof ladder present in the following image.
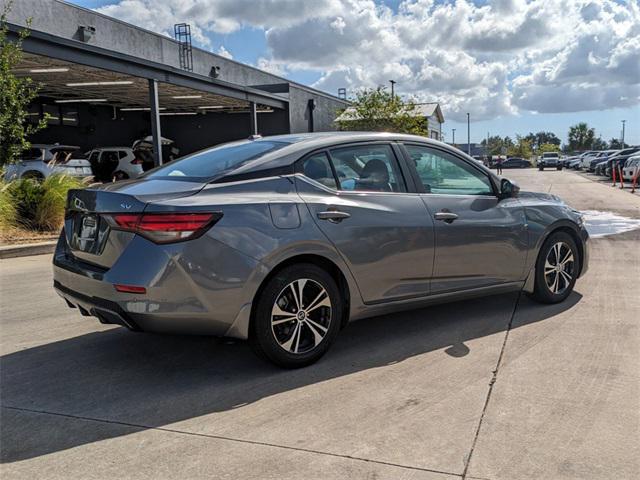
[174,23,193,72]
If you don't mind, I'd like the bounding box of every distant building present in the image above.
[335,102,444,140]
[414,103,444,140]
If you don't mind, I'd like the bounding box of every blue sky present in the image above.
[68,0,639,145]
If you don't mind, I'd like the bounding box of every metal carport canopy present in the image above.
[7,24,288,110]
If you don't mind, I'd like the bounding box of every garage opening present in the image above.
[14,52,290,173]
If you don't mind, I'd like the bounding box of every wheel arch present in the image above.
[21,169,46,180]
[539,223,585,277]
[249,254,352,337]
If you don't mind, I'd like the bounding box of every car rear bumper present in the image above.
[52,230,263,337]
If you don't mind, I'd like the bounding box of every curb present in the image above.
[0,241,57,259]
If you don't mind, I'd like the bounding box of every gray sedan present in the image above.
[53,132,589,367]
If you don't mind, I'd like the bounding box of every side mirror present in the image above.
[500,178,520,198]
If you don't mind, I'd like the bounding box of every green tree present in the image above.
[507,136,532,159]
[538,143,560,153]
[608,138,628,149]
[567,123,595,151]
[0,2,47,167]
[481,135,513,155]
[525,131,561,151]
[335,87,428,136]
[592,137,607,150]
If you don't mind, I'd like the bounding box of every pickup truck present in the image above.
[538,152,562,171]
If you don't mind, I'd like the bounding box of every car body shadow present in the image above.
[0,291,582,462]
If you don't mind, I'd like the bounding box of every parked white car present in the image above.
[85,147,144,181]
[622,155,640,182]
[3,144,93,181]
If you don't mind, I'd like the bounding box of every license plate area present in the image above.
[70,213,109,254]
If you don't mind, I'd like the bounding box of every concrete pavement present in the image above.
[1,169,639,479]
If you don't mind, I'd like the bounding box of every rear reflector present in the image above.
[114,284,146,294]
[106,212,222,244]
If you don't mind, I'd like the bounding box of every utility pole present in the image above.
[452,128,456,145]
[621,120,626,146]
[467,113,471,155]
[389,80,396,98]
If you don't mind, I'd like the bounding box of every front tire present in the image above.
[250,264,342,368]
[529,232,579,304]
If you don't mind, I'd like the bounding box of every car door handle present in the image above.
[434,212,459,223]
[317,210,351,223]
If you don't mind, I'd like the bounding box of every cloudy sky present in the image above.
[71,0,639,145]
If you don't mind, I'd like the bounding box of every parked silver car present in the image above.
[53,133,589,367]
[3,144,93,181]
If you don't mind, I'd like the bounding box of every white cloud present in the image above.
[95,0,640,122]
[255,58,288,77]
[217,46,233,59]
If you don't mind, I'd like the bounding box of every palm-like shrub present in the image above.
[0,174,83,231]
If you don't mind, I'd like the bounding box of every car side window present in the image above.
[329,144,406,193]
[23,148,43,160]
[119,151,129,159]
[405,144,494,196]
[302,152,338,189]
[89,152,100,163]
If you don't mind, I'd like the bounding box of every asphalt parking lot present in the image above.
[1,168,639,480]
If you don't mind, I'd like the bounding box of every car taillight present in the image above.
[106,212,222,243]
[131,158,144,165]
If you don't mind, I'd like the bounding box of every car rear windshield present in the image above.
[146,140,288,181]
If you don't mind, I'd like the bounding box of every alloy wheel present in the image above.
[544,241,575,295]
[271,278,332,354]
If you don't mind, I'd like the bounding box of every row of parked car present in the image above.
[3,137,176,183]
[562,147,640,181]
[472,156,532,169]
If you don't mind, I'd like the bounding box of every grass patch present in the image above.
[0,174,84,236]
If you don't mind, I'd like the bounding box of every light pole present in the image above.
[467,113,470,155]
[452,128,456,145]
[389,80,396,98]
[621,120,626,146]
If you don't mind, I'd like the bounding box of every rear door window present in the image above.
[147,140,288,180]
[328,144,407,193]
[302,152,337,189]
[22,148,43,160]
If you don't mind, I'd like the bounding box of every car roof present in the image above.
[92,147,133,151]
[221,132,463,178]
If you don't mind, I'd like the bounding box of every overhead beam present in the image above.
[7,24,288,110]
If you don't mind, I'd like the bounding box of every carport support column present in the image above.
[249,101,258,136]
[148,79,163,166]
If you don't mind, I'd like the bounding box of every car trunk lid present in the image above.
[64,178,207,267]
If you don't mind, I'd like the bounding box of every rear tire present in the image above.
[557,166,562,170]
[250,264,342,368]
[538,166,544,171]
[529,231,579,304]
[113,171,129,181]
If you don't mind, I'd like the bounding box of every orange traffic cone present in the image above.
[619,165,625,189]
